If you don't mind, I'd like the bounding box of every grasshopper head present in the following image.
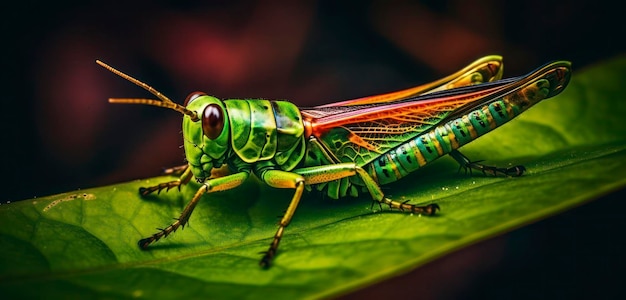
[96,60,230,182]
[182,92,230,181]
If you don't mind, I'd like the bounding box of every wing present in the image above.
[316,55,503,108]
[301,61,571,167]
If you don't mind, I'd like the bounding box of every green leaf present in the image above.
[2,56,626,299]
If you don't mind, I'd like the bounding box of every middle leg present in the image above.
[295,163,440,215]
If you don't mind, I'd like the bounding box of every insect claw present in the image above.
[259,249,276,269]
[426,203,441,215]
[138,238,152,249]
[139,187,149,195]
[259,257,271,269]
[505,165,526,177]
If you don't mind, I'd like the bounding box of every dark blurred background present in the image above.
[3,0,625,298]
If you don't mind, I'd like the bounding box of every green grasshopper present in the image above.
[97,55,571,268]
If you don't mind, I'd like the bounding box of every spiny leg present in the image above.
[296,163,439,215]
[258,163,440,267]
[353,166,439,215]
[258,169,305,268]
[138,183,206,248]
[139,165,233,196]
[449,149,525,177]
[138,171,250,249]
[139,165,194,196]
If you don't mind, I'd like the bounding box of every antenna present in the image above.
[96,60,199,121]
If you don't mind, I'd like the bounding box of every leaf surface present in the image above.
[2,56,626,299]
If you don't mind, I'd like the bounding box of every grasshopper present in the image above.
[97,55,571,267]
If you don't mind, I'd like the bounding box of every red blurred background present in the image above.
[3,0,625,298]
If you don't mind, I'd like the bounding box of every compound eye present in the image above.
[202,103,224,140]
[184,91,207,106]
